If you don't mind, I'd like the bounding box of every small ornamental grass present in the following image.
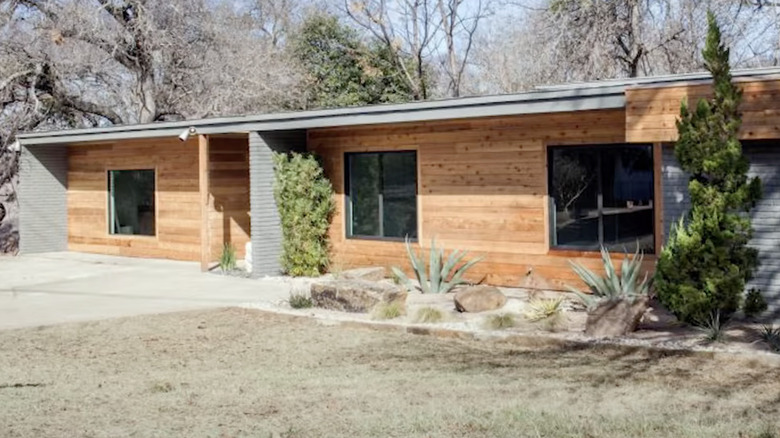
[523,297,567,332]
[288,292,313,309]
[372,301,405,320]
[484,313,516,330]
[759,325,780,353]
[218,243,237,272]
[697,312,729,344]
[413,307,445,324]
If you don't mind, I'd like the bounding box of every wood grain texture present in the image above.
[309,109,652,291]
[68,138,201,261]
[208,137,250,261]
[67,136,250,263]
[626,78,780,142]
[199,135,210,271]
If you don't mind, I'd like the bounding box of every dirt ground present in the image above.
[1,308,779,438]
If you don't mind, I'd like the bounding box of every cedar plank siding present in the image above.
[626,79,780,143]
[67,136,249,262]
[309,109,651,290]
[208,137,250,260]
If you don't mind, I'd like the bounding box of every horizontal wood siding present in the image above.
[626,79,780,143]
[67,136,251,263]
[309,109,651,290]
[208,137,250,260]
[68,138,202,261]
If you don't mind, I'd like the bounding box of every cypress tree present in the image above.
[654,11,763,325]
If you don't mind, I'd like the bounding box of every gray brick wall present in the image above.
[661,144,690,243]
[661,142,780,320]
[18,145,68,254]
[743,144,780,320]
[248,130,306,277]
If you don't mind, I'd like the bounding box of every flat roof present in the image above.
[18,67,780,146]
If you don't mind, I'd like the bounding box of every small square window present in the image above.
[108,169,156,236]
[345,151,418,240]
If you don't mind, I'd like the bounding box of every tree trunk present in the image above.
[137,73,157,124]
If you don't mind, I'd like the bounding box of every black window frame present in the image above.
[107,168,157,237]
[344,150,418,242]
[547,143,655,254]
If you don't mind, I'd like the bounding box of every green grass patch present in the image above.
[413,307,445,324]
[484,313,516,330]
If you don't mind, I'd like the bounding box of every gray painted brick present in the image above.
[19,145,68,254]
[661,145,690,243]
[248,130,306,277]
[744,144,780,320]
[661,143,780,320]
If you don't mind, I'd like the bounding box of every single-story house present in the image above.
[16,67,780,317]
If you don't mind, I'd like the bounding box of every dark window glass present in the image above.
[549,145,654,253]
[108,169,156,236]
[346,151,417,239]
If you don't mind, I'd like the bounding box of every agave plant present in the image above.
[391,237,482,294]
[568,246,652,310]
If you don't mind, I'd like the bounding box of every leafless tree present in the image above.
[0,0,305,253]
[472,0,779,94]
[344,0,492,98]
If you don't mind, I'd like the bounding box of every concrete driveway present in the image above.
[0,252,292,330]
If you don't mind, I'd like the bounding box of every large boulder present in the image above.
[310,279,407,313]
[585,296,649,338]
[339,267,386,282]
[454,286,507,313]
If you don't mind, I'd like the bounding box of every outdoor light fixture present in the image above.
[178,127,197,142]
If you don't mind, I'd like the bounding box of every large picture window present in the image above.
[548,145,654,253]
[108,169,156,236]
[345,151,417,240]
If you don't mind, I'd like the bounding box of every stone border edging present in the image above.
[240,302,780,367]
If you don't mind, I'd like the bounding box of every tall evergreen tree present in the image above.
[655,12,763,325]
[292,14,416,109]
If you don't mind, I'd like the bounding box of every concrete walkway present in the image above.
[0,252,292,330]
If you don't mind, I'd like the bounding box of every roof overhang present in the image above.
[17,85,627,146]
[17,66,780,147]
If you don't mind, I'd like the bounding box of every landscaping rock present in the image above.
[454,286,507,313]
[339,267,386,282]
[585,296,649,338]
[310,279,407,313]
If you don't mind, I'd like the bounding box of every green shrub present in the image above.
[759,325,780,353]
[372,301,404,320]
[654,13,763,327]
[413,307,445,324]
[218,243,237,272]
[273,152,335,277]
[391,237,482,294]
[568,246,651,310]
[484,313,516,330]
[523,297,567,331]
[743,289,768,319]
[288,292,313,309]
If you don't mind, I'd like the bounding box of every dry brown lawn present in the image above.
[1,308,779,438]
